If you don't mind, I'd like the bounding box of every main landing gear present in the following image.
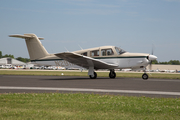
[89,72,97,79]
[89,70,117,79]
[109,69,116,79]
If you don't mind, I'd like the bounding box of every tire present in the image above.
[109,71,116,78]
[89,72,97,79]
[142,73,148,80]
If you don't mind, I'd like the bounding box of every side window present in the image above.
[101,49,106,56]
[81,52,87,56]
[101,49,114,56]
[91,50,99,57]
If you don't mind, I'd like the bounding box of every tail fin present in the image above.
[9,34,49,60]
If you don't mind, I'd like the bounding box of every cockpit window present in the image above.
[101,49,114,56]
[115,47,126,55]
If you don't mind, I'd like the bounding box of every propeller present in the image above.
[149,48,153,70]
[148,44,157,71]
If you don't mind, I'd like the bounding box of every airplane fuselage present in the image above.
[31,46,150,70]
[32,56,149,70]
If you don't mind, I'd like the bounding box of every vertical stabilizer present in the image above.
[9,34,49,60]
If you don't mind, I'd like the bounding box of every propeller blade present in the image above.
[149,44,153,71]
[149,60,152,70]
[151,44,154,55]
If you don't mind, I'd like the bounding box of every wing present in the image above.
[55,52,118,69]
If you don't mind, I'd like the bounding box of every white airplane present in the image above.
[9,34,157,80]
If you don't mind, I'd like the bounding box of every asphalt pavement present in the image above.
[1,75,180,98]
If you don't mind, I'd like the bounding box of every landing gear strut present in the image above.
[109,69,116,78]
[142,68,148,80]
[88,66,97,79]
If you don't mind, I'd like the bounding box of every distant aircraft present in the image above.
[9,34,157,80]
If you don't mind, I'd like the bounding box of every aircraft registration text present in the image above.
[54,60,75,67]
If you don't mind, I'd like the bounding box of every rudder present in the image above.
[9,34,49,60]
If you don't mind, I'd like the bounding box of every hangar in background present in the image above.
[0,57,34,69]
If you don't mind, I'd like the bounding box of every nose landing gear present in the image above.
[142,68,149,80]
[142,73,148,80]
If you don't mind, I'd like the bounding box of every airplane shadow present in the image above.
[40,77,111,81]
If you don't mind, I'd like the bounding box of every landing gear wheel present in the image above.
[109,71,116,78]
[142,73,148,80]
[89,72,97,79]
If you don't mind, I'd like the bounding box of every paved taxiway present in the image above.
[0,75,180,98]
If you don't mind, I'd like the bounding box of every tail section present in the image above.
[9,34,49,60]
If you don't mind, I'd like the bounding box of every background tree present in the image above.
[16,57,30,63]
[168,60,180,65]
[158,60,180,65]
[3,54,14,59]
[0,51,2,58]
[152,60,158,64]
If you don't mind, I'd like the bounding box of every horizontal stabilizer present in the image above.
[9,34,44,40]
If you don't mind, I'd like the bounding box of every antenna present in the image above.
[78,44,83,50]
[64,47,69,52]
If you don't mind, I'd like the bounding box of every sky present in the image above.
[0,0,180,62]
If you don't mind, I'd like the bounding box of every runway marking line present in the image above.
[1,86,180,96]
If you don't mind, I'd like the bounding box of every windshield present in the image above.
[115,47,126,55]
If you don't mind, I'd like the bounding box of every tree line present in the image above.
[152,60,180,65]
[0,51,30,63]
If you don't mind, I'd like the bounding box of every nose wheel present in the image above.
[142,73,148,80]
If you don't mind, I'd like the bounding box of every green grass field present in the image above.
[0,93,180,120]
[0,70,180,79]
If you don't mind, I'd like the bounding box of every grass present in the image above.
[0,70,180,79]
[0,93,180,120]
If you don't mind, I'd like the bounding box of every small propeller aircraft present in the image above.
[9,34,157,80]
